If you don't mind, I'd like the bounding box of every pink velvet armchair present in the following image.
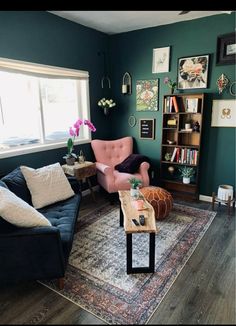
[91,137,150,193]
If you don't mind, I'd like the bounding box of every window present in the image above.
[0,58,90,158]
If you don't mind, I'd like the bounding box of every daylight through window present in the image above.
[0,58,90,158]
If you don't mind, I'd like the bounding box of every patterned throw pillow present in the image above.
[20,163,75,209]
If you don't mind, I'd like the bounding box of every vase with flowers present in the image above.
[63,118,96,165]
[164,77,177,94]
[98,98,116,115]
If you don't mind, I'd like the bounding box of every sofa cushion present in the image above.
[38,193,81,261]
[115,154,150,173]
[0,187,51,228]
[20,163,75,209]
[1,167,32,205]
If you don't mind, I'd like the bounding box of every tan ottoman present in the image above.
[140,186,173,220]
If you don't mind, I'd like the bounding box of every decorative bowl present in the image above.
[167,140,176,145]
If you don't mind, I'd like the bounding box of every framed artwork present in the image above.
[177,54,209,90]
[139,119,155,139]
[216,32,236,65]
[136,79,159,111]
[152,46,170,73]
[211,99,236,127]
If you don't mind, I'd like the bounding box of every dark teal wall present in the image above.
[0,11,109,175]
[109,13,235,196]
[0,12,235,196]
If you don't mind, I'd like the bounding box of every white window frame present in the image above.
[0,57,91,159]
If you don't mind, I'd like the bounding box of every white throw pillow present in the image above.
[20,163,75,209]
[0,187,51,227]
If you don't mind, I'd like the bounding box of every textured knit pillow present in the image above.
[115,154,150,173]
[0,187,51,227]
[20,163,75,209]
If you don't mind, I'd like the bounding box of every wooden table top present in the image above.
[118,190,158,234]
[62,161,96,179]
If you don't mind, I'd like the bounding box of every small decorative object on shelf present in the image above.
[178,166,195,184]
[165,153,172,161]
[216,73,229,94]
[168,166,175,175]
[193,121,200,132]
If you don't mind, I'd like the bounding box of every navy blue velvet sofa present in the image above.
[0,167,81,289]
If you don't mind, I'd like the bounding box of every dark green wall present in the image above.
[0,12,235,196]
[0,11,109,175]
[109,13,235,196]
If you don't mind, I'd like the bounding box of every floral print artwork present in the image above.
[177,55,209,89]
[136,79,159,111]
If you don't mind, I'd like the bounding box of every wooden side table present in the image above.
[62,161,97,201]
[212,192,235,216]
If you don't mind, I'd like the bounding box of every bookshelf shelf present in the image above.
[160,93,205,200]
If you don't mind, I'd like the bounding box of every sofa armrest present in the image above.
[0,226,66,283]
[138,161,150,187]
[67,176,81,194]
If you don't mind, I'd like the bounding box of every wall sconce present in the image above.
[122,72,132,94]
[101,76,111,89]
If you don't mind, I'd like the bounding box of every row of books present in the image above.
[164,96,200,113]
[168,147,198,164]
[164,96,180,113]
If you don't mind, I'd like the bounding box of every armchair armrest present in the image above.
[95,162,113,176]
[139,161,150,187]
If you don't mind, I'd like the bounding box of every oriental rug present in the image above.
[41,203,216,325]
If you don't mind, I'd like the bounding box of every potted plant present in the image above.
[64,119,96,166]
[178,166,195,184]
[128,177,142,198]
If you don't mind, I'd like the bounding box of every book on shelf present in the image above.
[172,96,179,112]
[186,98,199,113]
[170,147,178,162]
[180,128,193,132]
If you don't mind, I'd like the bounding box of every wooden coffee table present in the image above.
[118,190,158,274]
[62,161,96,201]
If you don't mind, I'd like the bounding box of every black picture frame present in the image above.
[177,54,209,90]
[139,119,155,140]
[216,32,236,65]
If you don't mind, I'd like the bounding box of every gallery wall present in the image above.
[108,13,235,196]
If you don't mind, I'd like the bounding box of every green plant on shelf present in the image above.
[178,166,195,178]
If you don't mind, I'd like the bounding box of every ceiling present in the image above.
[48,11,233,35]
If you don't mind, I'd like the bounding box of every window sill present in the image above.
[0,138,91,159]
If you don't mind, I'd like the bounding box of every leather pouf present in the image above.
[140,186,173,220]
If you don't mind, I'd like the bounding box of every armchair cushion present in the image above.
[20,163,75,209]
[0,187,51,228]
[115,154,150,174]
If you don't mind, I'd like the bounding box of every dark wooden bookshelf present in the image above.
[160,93,205,200]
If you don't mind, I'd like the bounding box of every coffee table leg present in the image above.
[119,205,124,227]
[126,233,132,274]
[149,233,155,273]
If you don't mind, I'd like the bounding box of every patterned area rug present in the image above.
[41,203,216,325]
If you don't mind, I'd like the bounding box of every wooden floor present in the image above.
[0,191,235,325]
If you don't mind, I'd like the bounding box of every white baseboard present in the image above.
[199,194,212,202]
[82,185,100,197]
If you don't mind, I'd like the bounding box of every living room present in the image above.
[0,10,235,325]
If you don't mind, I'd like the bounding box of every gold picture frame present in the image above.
[211,99,236,127]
